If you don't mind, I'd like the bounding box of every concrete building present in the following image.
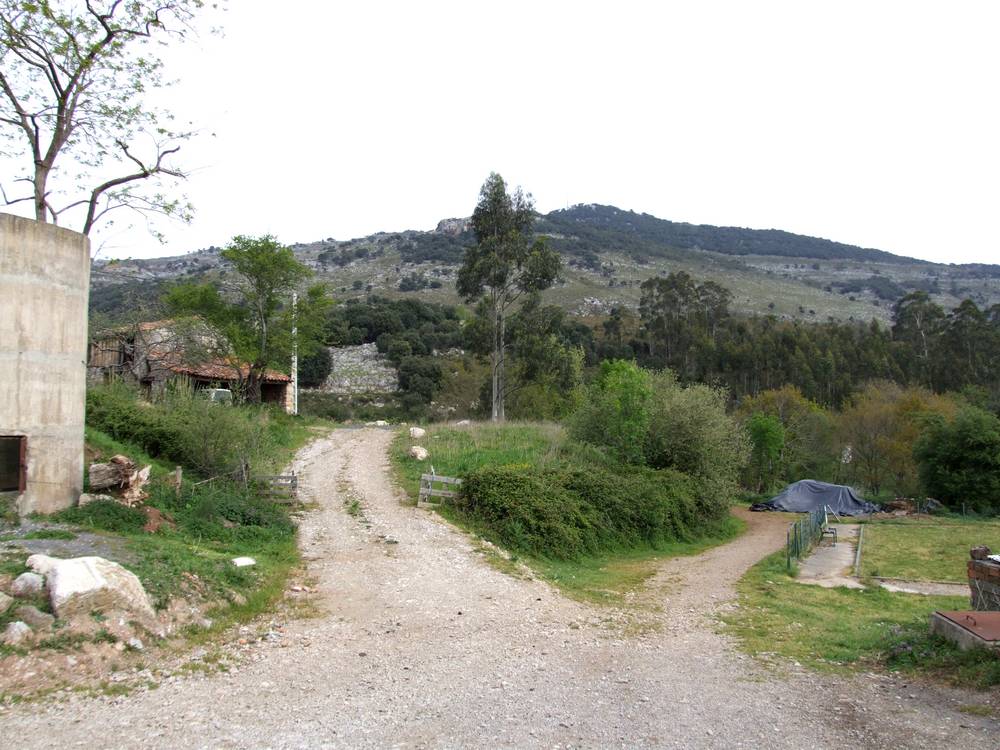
[0,213,91,515]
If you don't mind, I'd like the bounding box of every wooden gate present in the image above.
[255,473,298,504]
[418,473,462,507]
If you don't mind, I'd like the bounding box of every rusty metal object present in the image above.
[935,611,1000,641]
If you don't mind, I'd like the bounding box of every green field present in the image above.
[861,517,1000,583]
[725,550,1000,688]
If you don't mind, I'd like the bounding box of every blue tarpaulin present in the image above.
[750,479,880,516]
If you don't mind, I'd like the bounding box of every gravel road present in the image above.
[1,428,997,749]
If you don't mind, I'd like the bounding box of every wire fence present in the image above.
[786,507,826,570]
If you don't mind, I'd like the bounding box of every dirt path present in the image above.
[1,429,996,748]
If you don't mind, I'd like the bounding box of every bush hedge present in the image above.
[457,462,705,560]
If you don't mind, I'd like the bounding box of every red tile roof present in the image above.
[166,360,290,383]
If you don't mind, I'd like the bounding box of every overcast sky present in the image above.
[6,1,1000,264]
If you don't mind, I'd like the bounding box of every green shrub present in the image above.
[644,372,749,515]
[53,500,146,533]
[568,360,651,464]
[299,347,332,388]
[86,383,289,478]
[568,364,748,515]
[457,461,707,560]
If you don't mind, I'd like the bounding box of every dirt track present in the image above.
[1,428,997,748]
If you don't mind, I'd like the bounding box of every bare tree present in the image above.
[0,0,212,236]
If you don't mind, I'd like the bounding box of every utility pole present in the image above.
[291,291,299,416]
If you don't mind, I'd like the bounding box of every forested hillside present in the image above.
[538,204,910,264]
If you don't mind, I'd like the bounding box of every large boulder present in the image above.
[0,591,13,612]
[409,445,429,461]
[26,554,155,621]
[409,426,426,439]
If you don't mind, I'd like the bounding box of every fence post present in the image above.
[174,466,182,499]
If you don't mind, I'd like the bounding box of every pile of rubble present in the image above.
[878,497,946,517]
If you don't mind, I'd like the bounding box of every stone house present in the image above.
[88,321,294,412]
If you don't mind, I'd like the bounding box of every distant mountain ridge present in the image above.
[540,204,918,265]
[89,203,1000,326]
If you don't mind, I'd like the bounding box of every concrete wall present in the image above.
[969,559,1000,611]
[0,213,91,514]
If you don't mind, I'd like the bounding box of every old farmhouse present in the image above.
[88,321,294,412]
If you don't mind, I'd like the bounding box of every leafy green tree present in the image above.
[457,173,561,421]
[0,0,210,234]
[164,235,330,403]
[738,385,835,483]
[644,371,749,512]
[298,346,332,389]
[746,413,785,492]
[569,360,652,465]
[915,407,1000,513]
[838,381,955,496]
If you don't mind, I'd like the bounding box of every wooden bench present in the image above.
[418,473,462,507]
[255,473,298,504]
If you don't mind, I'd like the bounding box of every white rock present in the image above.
[409,446,429,461]
[455,419,471,426]
[26,554,155,621]
[0,591,13,612]
[127,637,144,651]
[78,493,115,507]
[232,556,256,568]
[409,427,426,439]
[11,571,45,597]
[2,621,32,645]
[374,420,389,427]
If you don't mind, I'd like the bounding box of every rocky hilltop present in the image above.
[90,205,1000,325]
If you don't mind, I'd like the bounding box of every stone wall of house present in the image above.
[0,213,91,515]
[312,344,398,395]
[969,557,1000,611]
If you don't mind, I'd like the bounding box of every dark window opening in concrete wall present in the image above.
[0,436,27,493]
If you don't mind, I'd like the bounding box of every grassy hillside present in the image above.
[89,205,1000,326]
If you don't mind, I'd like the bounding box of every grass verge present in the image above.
[725,550,1000,689]
[861,516,1000,582]
[390,421,746,605]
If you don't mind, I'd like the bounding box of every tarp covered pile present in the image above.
[750,479,880,516]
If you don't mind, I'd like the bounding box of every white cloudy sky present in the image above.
[5,1,1000,264]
